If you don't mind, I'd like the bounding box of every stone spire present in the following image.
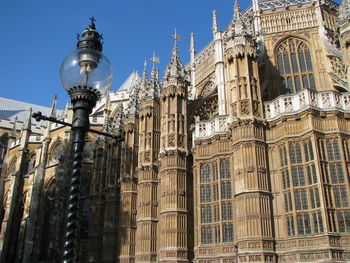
[190,32,196,59]
[105,90,111,111]
[233,0,241,21]
[61,101,69,119]
[233,0,249,36]
[125,79,141,116]
[50,95,57,118]
[141,60,148,86]
[212,10,218,33]
[147,64,160,99]
[164,34,185,82]
[102,90,112,132]
[189,32,196,94]
[139,60,149,101]
[113,103,125,133]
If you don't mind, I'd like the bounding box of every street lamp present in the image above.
[59,17,112,263]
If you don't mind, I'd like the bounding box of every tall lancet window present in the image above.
[276,38,316,94]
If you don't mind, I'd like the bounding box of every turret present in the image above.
[225,0,262,119]
[158,35,191,263]
[135,56,161,263]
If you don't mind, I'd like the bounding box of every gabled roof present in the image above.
[0,97,56,124]
[119,71,140,91]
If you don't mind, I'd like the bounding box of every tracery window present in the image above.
[27,153,36,174]
[223,224,234,242]
[220,160,231,179]
[280,139,325,237]
[200,164,211,183]
[7,158,17,177]
[297,214,311,235]
[49,142,63,165]
[336,211,350,232]
[276,38,316,94]
[199,159,234,245]
[318,137,350,233]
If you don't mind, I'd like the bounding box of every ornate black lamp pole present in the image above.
[32,18,118,263]
[59,18,113,263]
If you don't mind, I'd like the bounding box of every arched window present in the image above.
[7,158,17,177]
[49,142,63,165]
[276,38,316,94]
[27,153,36,174]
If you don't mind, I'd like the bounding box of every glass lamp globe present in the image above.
[60,48,113,93]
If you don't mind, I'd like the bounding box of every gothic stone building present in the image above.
[1,0,350,262]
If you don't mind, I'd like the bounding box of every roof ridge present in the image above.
[0,97,53,110]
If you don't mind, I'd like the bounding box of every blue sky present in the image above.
[0,0,341,109]
[0,0,249,109]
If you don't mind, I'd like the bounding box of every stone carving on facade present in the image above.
[3,1,350,263]
[328,55,348,89]
[193,96,219,121]
[200,81,215,97]
[126,80,141,116]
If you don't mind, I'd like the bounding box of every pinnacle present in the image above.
[164,40,185,82]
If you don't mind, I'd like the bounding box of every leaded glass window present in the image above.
[214,225,220,243]
[333,186,349,208]
[290,144,296,164]
[213,184,219,201]
[306,164,317,185]
[292,167,305,187]
[295,190,308,210]
[297,214,311,235]
[336,211,350,232]
[200,164,211,183]
[286,216,295,236]
[222,202,232,221]
[330,163,345,184]
[304,140,314,162]
[200,186,211,203]
[282,169,290,189]
[276,38,316,94]
[201,226,213,244]
[284,192,293,212]
[212,162,218,181]
[279,146,288,167]
[220,159,231,179]
[310,188,320,209]
[201,205,212,223]
[221,182,232,200]
[312,211,324,233]
[223,224,234,242]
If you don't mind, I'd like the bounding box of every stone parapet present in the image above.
[264,89,350,121]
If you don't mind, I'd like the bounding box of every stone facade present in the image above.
[0,0,350,262]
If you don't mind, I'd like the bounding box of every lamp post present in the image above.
[59,18,113,263]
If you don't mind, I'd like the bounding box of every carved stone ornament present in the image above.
[200,81,215,97]
[193,96,219,121]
